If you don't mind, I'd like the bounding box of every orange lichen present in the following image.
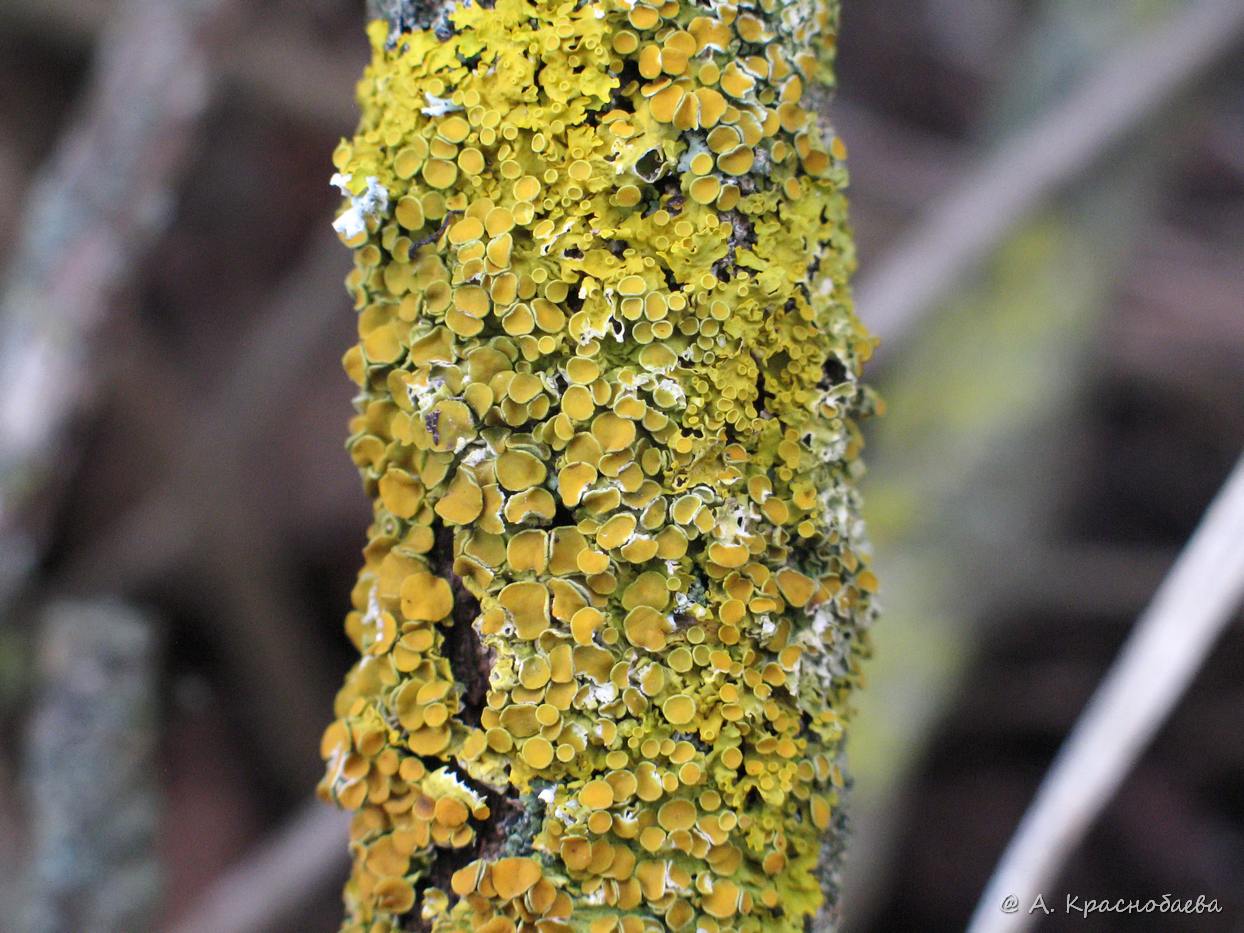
[319,0,876,929]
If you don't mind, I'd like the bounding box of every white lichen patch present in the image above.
[331,175,390,240]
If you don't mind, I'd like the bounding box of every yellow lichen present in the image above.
[319,0,877,929]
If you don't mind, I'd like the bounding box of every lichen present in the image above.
[317,0,877,929]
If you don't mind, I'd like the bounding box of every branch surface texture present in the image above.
[319,0,876,928]
[25,601,158,933]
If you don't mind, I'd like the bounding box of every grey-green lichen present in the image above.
[318,0,877,929]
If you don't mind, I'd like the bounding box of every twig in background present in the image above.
[23,599,159,933]
[76,232,348,779]
[0,0,360,133]
[855,0,1244,358]
[62,230,352,786]
[840,0,1193,920]
[968,454,1244,932]
[0,0,237,532]
[169,799,350,933]
[68,230,348,590]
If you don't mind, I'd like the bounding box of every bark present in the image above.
[23,600,159,933]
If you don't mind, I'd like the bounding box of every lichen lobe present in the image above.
[319,0,877,929]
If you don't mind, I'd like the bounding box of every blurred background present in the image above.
[0,0,1241,930]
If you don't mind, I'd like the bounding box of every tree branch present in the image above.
[855,0,1244,358]
[23,599,160,933]
[59,230,352,786]
[0,0,237,530]
[968,454,1244,932]
[169,799,350,933]
[65,229,349,591]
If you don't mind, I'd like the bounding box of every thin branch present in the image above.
[855,0,1244,357]
[61,230,352,786]
[66,228,349,590]
[0,0,236,529]
[23,599,160,933]
[169,799,350,933]
[0,1,360,132]
[968,454,1244,932]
